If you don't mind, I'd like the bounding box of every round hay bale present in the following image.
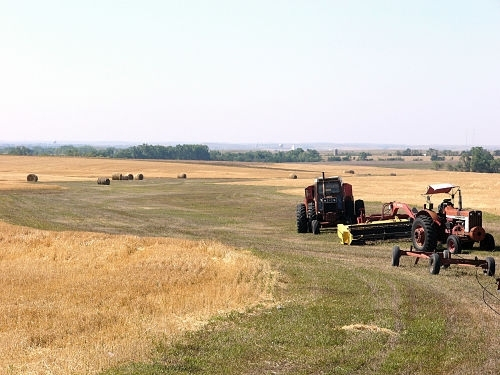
[177,173,187,179]
[135,173,144,180]
[97,177,111,185]
[120,174,129,180]
[344,170,355,174]
[112,173,122,180]
[390,172,397,176]
[288,173,297,179]
[127,173,134,180]
[27,173,38,182]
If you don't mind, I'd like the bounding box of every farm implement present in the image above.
[391,245,496,276]
[337,202,416,245]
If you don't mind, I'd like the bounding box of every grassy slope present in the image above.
[0,177,499,374]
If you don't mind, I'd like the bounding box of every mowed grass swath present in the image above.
[0,155,499,374]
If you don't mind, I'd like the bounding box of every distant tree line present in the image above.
[326,146,500,173]
[453,147,500,173]
[2,144,322,163]
[2,144,498,172]
[209,148,321,162]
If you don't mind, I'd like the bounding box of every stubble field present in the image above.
[0,155,499,374]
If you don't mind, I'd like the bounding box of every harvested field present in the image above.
[1,156,498,215]
[0,221,276,374]
[0,155,499,374]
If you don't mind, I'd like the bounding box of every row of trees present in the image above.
[455,147,500,173]
[2,144,321,163]
[2,144,498,172]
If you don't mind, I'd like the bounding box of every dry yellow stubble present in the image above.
[0,221,276,374]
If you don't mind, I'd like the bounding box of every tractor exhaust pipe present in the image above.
[322,172,326,199]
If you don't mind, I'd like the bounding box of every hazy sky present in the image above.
[1,1,499,147]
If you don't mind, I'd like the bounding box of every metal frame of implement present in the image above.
[391,245,496,276]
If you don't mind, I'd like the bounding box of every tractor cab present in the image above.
[313,176,344,213]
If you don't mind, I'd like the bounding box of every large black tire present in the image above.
[485,257,496,276]
[355,199,365,219]
[296,203,308,233]
[412,215,438,252]
[307,202,317,221]
[391,245,401,267]
[442,249,451,269]
[344,197,355,224]
[446,235,461,254]
[480,233,496,251]
[429,253,441,275]
[311,219,320,235]
[461,241,475,251]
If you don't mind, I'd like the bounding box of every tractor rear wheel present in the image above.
[429,253,441,275]
[355,199,365,219]
[412,216,438,252]
[480,233,495,251]
[311,219,320,235]
[307,202,317,221]
[296,203,308,233]
[344,197,355,224]
[446,235,461,254]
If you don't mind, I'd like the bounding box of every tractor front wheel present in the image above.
[446,235,461,254]
[412,216,438,252]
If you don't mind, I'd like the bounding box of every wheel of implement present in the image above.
[429,253,441,275]
[391,245,401,267]
[442,249,451,269]
[485,257,496,277]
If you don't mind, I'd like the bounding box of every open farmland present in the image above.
[0,155,499,374]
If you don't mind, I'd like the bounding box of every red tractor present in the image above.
[411,184,495,253]
[296,173,360,234]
